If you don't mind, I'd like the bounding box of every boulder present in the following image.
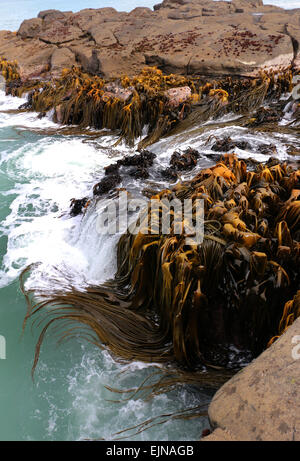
[102,82,133,102]
[37,10,66,22]
[18,18,43,39]
[164,86,192,108]
[205,317,300,441]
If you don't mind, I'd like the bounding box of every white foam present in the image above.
[0,134,122,289]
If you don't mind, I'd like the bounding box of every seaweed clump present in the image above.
[1,58,298,148]
[21,154,300,374]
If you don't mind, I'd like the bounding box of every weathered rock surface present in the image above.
[204,317,300,441]
[51,47,76,76]
[0,0,299,80]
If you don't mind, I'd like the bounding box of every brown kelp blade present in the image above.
[21,156,300,379]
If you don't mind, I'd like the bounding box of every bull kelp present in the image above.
[21,154,300,375]
[1,56,298,147]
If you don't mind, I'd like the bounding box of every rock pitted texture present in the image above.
[204,317,300,441]
[0,0,299,80]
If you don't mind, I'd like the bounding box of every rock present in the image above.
[203,428,238,441]
[206,317,300,441]
[55,104,63,123]
[129,167,150,179]
[18,18,43,39]
[89,25,118,47]
[70,197,89,217]
[51,47,76,76]
[170,147,200,170]
[93,174,122,196]
[233,0,263,10]
[39,21,83,44]
[72,47,101,75]
[286,24,300,70]
[1,1,299,79]
[0,32,55,80]
[0,75,5,91]
[37,10,66,22]
[102,83,133,102]
[211,136,251,152]
[164,86,192,108]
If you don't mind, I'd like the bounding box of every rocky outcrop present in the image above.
[204,317,300,441]
[0,0,299,81]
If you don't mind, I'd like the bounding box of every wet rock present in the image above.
[248,107,281,126]
[104,163,120,176]
[258,144,278,156]
[211,136,251,152]
[93,174,122,196]
[54,104,63,123]
[170,147,200,170]
[161,167,179,181]
[206,317,300,441]
[103,151,156,184]
[102,83,134,102]
[70,197,89,216]
[117,150,156,168]
[129,167,150,179]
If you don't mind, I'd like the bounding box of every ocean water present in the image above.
[0,0,299,442]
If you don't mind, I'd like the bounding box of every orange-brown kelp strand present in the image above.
[0,57,20,85]
[1,59,298,146]
[21,154,300,374]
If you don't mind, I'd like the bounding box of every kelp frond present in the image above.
[21,156,300,376]
[1,59,297,146]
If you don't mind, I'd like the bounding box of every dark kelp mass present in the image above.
[20,154,300,375]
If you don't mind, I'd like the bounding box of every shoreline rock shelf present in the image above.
[0,0,299,81]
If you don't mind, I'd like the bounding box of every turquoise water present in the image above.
[0,0,298,442]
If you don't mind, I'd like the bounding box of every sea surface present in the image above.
[0,0,299,442]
